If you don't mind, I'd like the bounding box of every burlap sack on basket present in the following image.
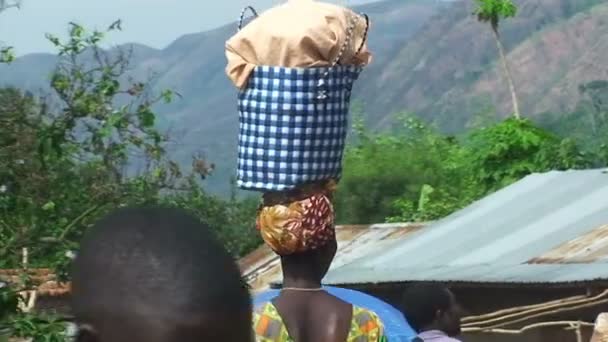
[591,313,608,342]
[225,0,372,192]
[225,0,372,88]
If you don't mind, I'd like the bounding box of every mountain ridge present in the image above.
[1,0,607,195]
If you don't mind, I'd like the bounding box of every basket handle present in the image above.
[317,12,369,100]
[356,13,370,56]
[238,6,259,31]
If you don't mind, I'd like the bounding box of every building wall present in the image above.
[36,294,71,316]
[464,327,594,342]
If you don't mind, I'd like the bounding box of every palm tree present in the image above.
[474,0,521,119]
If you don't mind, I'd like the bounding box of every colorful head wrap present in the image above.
[256,181,336,255]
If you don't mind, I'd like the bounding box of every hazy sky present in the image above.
[0,0,374,56]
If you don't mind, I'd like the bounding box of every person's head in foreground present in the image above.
[401,284,462,340]
[71,207,253,342]
[254,185,386,341]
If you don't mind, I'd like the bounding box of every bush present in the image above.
[337,116,596,225]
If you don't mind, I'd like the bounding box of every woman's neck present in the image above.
[282,277,322,289]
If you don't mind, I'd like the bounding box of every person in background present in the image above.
[401,284,463,342]
[71,207,253,342]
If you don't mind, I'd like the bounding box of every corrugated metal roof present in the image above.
[323,169,608,286]
[240,223,426,292]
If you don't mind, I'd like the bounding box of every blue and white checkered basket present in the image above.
[235,6,368,192]
[237,65,363,191]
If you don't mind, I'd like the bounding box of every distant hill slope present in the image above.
[1,0,606,195]
[471,2,608,117]
[366,0,607,131]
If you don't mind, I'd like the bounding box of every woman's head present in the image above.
[256,183,338,284]
[280,237,338,283]
[257,191,336,256]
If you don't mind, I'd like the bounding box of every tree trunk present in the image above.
[492,27,521,119]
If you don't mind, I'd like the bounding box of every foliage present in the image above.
[335,115,474,224]
[387,184,470,224]
[0,21,258,274]
[0,47,14,63]
[0,285,19,322]
[0,19,259,342]
[535,80,608,167]
[0,285,68,342]
[578,80,608,136]
[473,0,517,30]
[0,0,20,63]
[337,115,597,225]
[4,314,67,342]
[160,180,261,257]
[0,21,177,269]
[466,118,590,192]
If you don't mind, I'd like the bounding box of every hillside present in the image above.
[367,0,607,131]
[491,3,608,115]
[1,0,607,195]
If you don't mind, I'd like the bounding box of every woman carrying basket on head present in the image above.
[225,0,385,341]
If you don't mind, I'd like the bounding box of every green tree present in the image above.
[1,20,260,341]
[467,118,591,192]
[0,21,196,270]
[6,314,66,342]
[474,0,521,119]
[335,115,470,224]
[339,115,595,225]
[578,80,608,136]
[0,21,261,269]
[161,180,260,257]
[0,0,20,62]
[1,22,169,268]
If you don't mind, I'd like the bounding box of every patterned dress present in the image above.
[253,302,388,342]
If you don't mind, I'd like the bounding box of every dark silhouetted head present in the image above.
[280,238,338,284]
[71,207,252,342]
[401,284,462,337]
